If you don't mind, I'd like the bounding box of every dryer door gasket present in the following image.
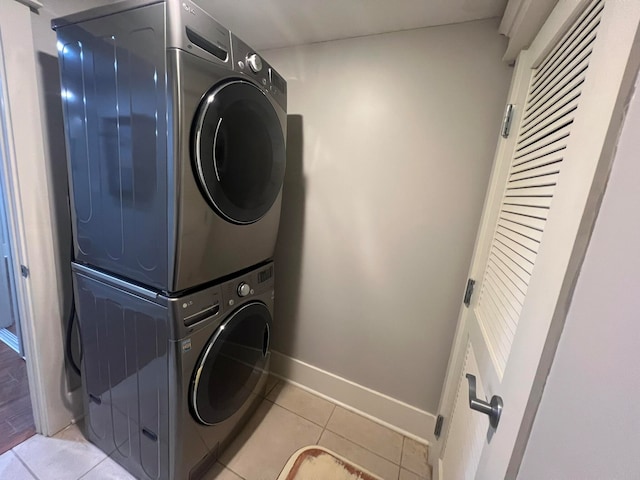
[192,80,285,225]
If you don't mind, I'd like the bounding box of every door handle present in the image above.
[466,374,503,429]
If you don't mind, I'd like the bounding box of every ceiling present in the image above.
[43,0,507,50]
[196,0,508,50]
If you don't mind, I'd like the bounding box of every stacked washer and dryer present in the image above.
[52,1,286,478]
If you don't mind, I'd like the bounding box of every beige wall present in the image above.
[517,70,640,479]
[264,19,511,413]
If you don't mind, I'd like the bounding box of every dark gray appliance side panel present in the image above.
[57,3,169,289]
[73,271,170,480]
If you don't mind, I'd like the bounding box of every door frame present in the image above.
[0,0,81,436]
[433,0,640,477]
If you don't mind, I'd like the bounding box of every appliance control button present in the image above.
[237,282,251,297]
[228,299,235,306]
[246,53,262,73]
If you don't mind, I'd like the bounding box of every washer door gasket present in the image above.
[192,80,286,225]
[190,301,271,425]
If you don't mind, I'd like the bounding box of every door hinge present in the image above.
[20,265,29,278]
[501,103,515,138]
[463,278,475,307]
[434,414,445,439]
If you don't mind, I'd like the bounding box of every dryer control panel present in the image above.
[231,34,287,111]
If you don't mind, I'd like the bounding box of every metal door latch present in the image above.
[466,374,503,429]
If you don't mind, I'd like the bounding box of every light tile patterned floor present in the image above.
[0,379,431,480]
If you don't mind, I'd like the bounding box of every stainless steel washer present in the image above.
[72,261,275,480]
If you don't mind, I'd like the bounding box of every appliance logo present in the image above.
[182,2,196,15]
[182,338,192,353]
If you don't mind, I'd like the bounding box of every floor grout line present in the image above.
[322,429,403,468]
[264,394,337,430]
[12,448,40,480]
[220,461,247,480]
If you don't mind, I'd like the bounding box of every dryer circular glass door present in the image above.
[192,80,286,224]
[190,301,271,425]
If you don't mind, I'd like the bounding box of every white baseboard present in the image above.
[270,351,437,445]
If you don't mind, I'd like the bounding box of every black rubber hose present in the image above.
[64,192,81,377]
[65,289,81,377]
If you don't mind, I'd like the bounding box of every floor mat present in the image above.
[278,445,384,480]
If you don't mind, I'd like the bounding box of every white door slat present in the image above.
[483,277,523,332]
[499,210,548,232]
[490,244,533,282]
[522,74,586,125]
[500,203,549,222]
[512,153,563,174]
[513,127,571,159]
[520,89,580,132]
[496,224,541,252]
[519,97,580,141]
[526,63,588,117]
[520,89,580,134]
[518,108,576,148]
[497,217,544,243]
[492,242,534,277]
[502,195,553,208]
[528,25,598,103]
[486,256,527,305]
[516,119,574,153]
[509,160,562,182]
[504,184,556,199]
[532,0,603,83]
[513,142,566,165]
[507,171,559,190]
[486,259,527,305]
[526,66,589,121]
[494,232,537,264]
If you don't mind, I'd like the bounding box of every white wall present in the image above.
[264,19,511,416]
[0,0,76,435]
[517,70,640,479]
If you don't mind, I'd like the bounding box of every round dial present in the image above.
[237,282,251,297]
[246,53,263,73]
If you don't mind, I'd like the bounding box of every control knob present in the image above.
[246,53,263,73]
[237,282,251,297]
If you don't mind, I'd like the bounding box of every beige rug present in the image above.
[277,446,384,480]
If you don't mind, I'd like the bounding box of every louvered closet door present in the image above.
[435,1,640,478]
[474,0,603,379]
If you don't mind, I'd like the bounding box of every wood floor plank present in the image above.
[0,340,35,455]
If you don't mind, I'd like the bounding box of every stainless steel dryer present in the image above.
[53,0,287,293]
[72,261,275,480]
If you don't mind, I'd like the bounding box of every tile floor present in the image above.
[0,378,431,480]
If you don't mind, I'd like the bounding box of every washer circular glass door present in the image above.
[193,80,286,224]
[190,301,271,425]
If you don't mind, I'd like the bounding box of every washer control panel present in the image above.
[223,264,274,307]
[169,263,274,337]
[237,282,251,297]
